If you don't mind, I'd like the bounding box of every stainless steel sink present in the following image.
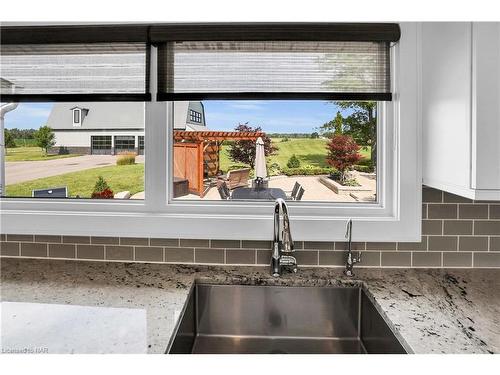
[167,284,408,354]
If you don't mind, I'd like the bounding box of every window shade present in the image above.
[157,41,391,101]
[0,43,149,101]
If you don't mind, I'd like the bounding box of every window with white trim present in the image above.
[72,108,81,126]
[0,23,421,242]
[2,102,145,200]
[189,109,202,123]
[172,100,379,203]
[162,39,389,202]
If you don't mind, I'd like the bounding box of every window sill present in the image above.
[0,203,421,242]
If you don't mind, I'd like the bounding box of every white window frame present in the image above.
[0,23,421,242]
[72,108,81,127]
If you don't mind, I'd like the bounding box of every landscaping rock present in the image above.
[350,192,376,202]
[319,176,372,195]
[114,191,131,199]
[130,191,145,200]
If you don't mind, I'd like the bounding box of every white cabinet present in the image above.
[421,22,500,200]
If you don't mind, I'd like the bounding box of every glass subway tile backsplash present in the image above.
[1,187,499,268]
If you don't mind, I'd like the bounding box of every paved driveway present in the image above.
[6,155,145,185]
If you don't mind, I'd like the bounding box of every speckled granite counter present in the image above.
[1,258,499,354]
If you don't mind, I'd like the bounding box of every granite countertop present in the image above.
[1,258,499,354]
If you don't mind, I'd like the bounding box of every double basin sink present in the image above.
[167,284,408,354]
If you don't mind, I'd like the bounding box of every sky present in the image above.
[3,103,53,130]
[3,101,352,133]
[203,101,352,133]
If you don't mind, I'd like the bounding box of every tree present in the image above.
[326,134,362,184]
[35,125,55,154]
[318,111,344,137]
[310,132,319,139]
[333,101,377,164]
[4,129,17,148]
[286,154,301,168]
[8,128,36,146]
[228,123,277,166]
[7,128,36,140]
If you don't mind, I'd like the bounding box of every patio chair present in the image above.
[286,181,301,200]
[217,181,231,200]
[218,168,251,190]
[295,186,305,201]
[285,181,305,200]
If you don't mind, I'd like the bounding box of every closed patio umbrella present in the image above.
[254,137,267,180]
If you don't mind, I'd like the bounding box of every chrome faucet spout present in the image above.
[271,198,297,277]
[344,219,361,277]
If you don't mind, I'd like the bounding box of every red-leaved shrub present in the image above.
[91,188,114,199]
[326,134,362,183]
[91,176,114,199]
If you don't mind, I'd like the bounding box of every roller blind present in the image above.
[157,40,391,101]
[0,43,149,101]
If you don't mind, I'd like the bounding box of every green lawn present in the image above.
[219,137,371,173]
[5,147,81,162]
[5,137,369,197]
[6,164,144,198]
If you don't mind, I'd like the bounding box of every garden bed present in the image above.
[319,175,373,195]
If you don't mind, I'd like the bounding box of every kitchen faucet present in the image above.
[271,198,297,277]
[344,219,361,277]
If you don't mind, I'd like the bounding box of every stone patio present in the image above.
[178,171,376,202]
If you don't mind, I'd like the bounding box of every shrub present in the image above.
[58,146,69,155]
[342,178,361,187]
[91,188,114,199]
[329,170,342,180]
[116,152,136,165]
[326,134,362,183]
[268,162,282,176]
[91,176,114,199]
[357,158,374,167]
[353,158,374,173]
[286,154,301,168]
[280,137,289,142]
[4,129,16,148]
[282,165,336,176]
[353,164,373,173]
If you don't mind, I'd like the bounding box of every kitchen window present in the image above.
[0,23,420,241]
[162,38,389,203]
[0,40,148,201]
[1,102,145,200]
[189,109,202,123]
[171,100,379,203]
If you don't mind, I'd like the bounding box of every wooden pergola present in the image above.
[173,130,264,197]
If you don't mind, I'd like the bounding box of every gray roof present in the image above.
[47,101,206,130]
[47,102,145,130]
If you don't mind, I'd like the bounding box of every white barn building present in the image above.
[46,101,206,155]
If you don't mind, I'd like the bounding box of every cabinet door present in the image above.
[472,22,500,190]
[422,22,472,192]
